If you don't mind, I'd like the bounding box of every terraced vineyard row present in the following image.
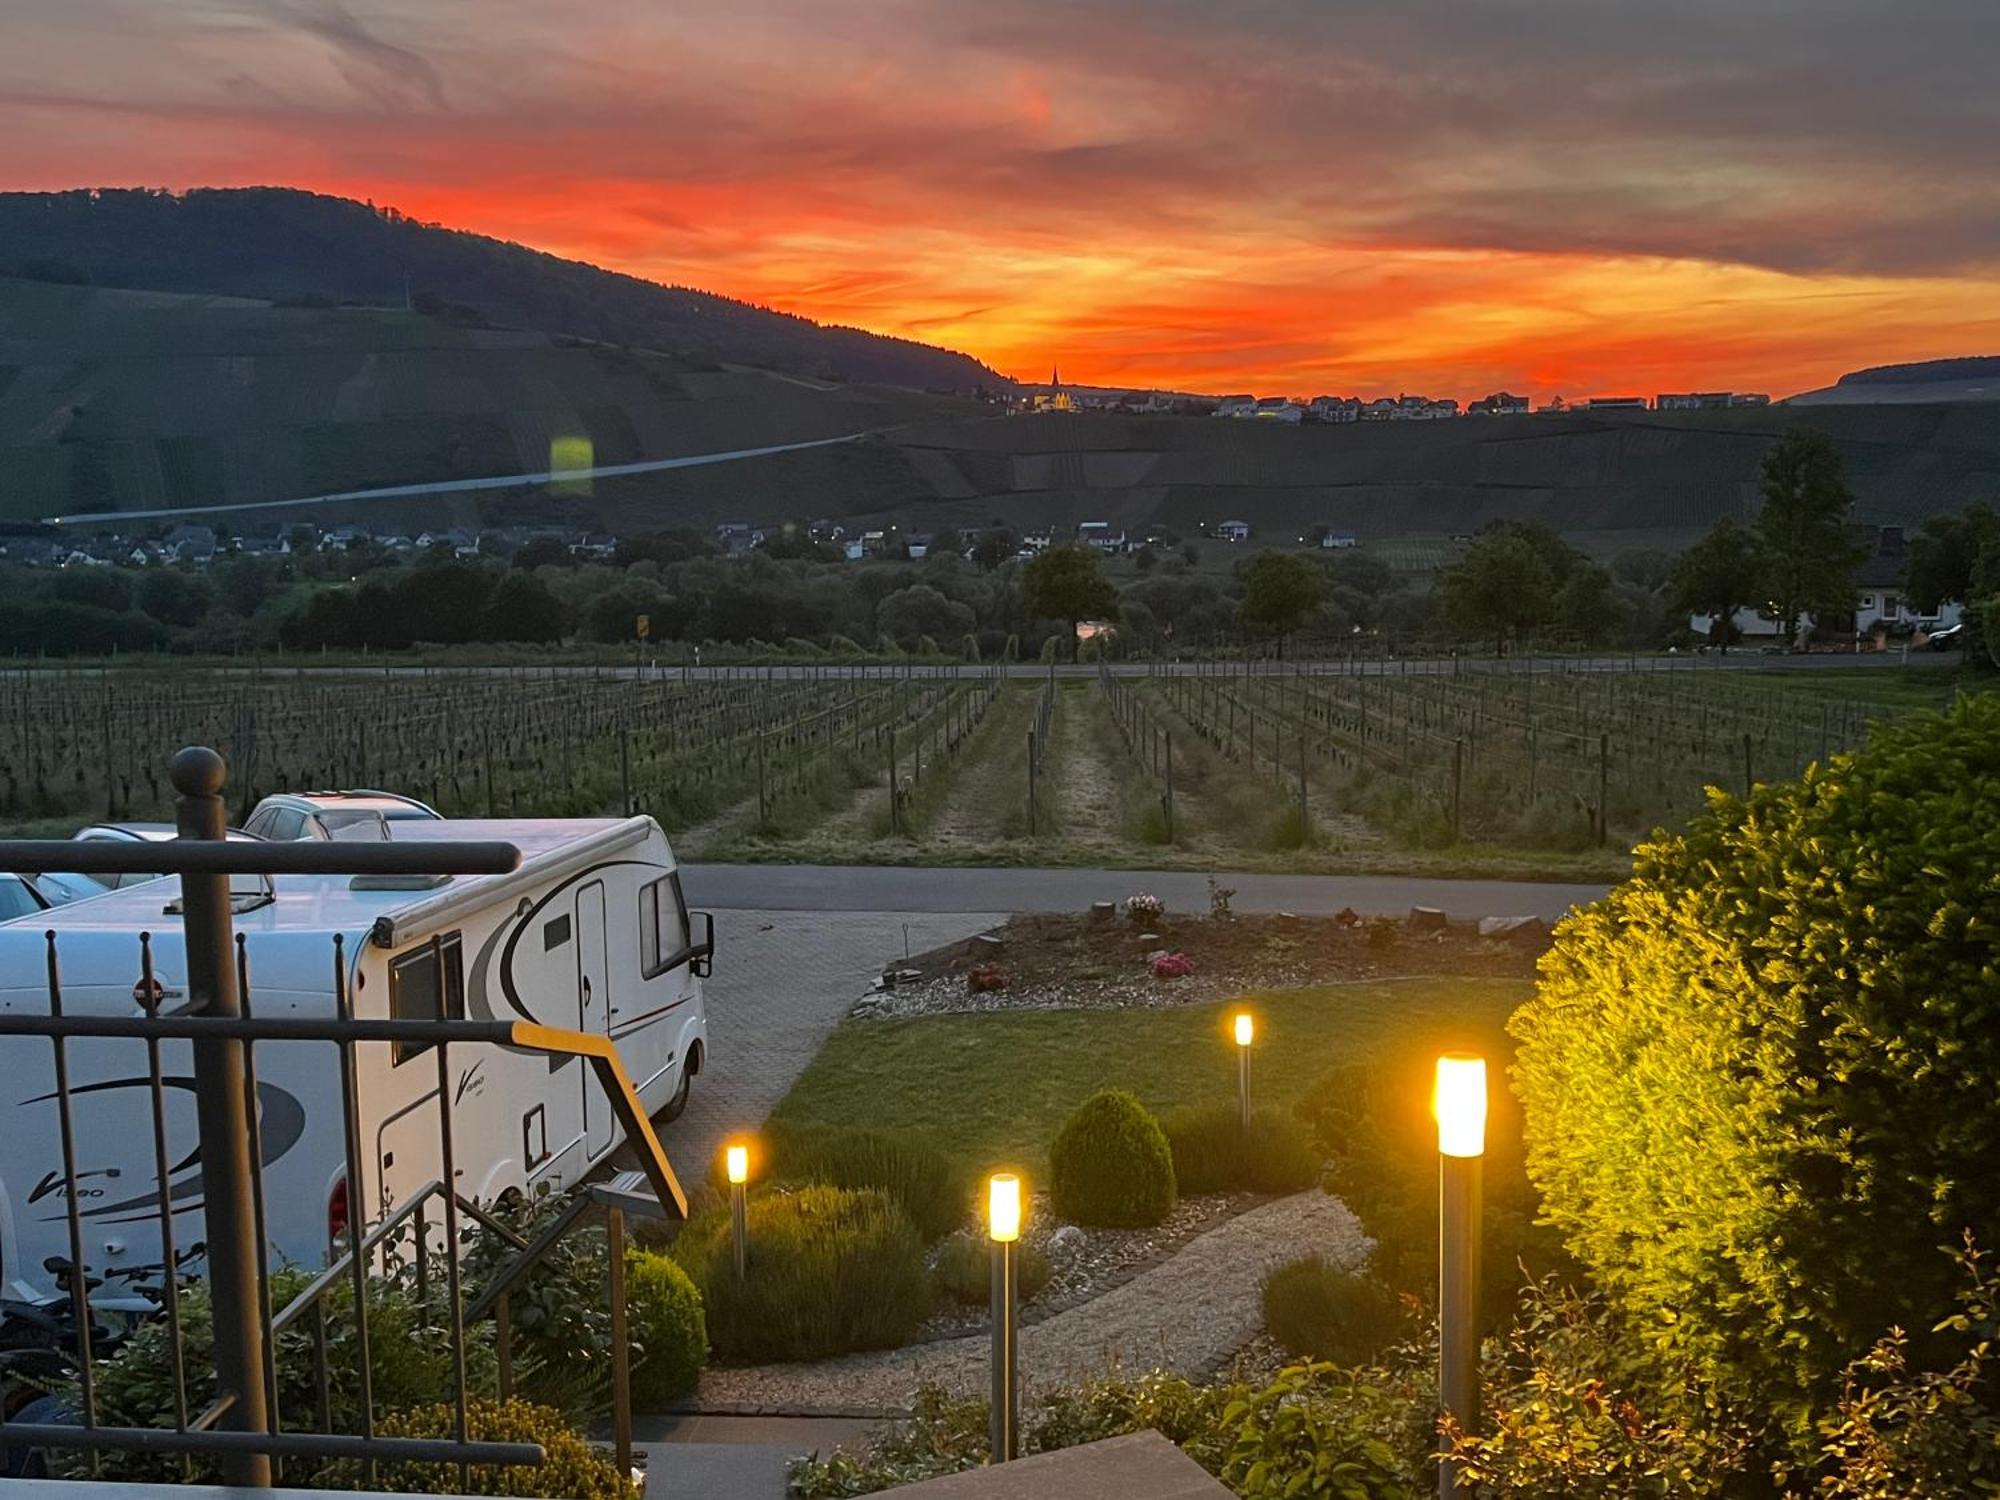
[0,660,1959,875]
[1124,658,1904,851]
[0,665,989,843]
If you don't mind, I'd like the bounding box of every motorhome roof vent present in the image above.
[351,872,453,893]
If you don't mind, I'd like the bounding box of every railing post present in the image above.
[171,746,272,1487]
[607,1207,633,1482]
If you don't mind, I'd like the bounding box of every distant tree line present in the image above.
[3,430,1987,664]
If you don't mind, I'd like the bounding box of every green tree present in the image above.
[875,584,974,651]
[1022,545,1118,661]
[1753,429,1865,644]
[481,571,569,642]
[1551,564,1620,645]
[1907,502,2000,662]
[969,527,1017,570]
[1437,531,1554,652]
[1512,697,2000,1428]
[1668,517,1763,652]
[136,569,215,629]
[1236,550,1324,658]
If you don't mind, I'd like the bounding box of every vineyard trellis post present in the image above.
[888,725,901,836]
[1297,736,1309,846]
[1027,731,1037,835]
[1597,733,1609,848]
[1451,737,1463,844]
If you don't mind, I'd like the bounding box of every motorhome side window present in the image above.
[639,876,690,978]
[389,934,465,1065]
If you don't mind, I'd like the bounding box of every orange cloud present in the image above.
[3,0,1998,400]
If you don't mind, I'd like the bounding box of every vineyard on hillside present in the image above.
[0,661,1967,876]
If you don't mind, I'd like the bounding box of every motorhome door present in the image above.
[575,881,613,1158]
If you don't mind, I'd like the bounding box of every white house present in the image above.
[1077,521,1128,553]
[1319,531,1359,549]
[1215,520,1252,543]
[1214,395,1258,418]
[1689,526,1964,645]
[1254,396,1303,423]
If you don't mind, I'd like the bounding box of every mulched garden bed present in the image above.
[852,906,1548,1020]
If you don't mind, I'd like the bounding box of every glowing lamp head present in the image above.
[987,1172,1022,1243]
[1233,1012,1254,1047]
[725,1142,750,1186]
[1433,1054,1488,1158]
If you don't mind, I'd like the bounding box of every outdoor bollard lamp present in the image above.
[1234,1011,1255,1129]
[987,1172,1022,1464]
[1433,1054,1487,1500]
[726,1141,751,1282]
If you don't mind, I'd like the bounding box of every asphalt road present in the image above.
[681,863,1610,922]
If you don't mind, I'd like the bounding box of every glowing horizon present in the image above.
[3,2,1996,402]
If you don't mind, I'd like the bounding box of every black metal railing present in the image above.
[0,746,689,1488]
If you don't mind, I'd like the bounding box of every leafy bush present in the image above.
[672,1185,929,1361]
[1048,1090,1177,1228]
[1161,1103,1321,1196]
[1261,1256,1406,1365]
[625,1249,706,1408]
[1512,697,2000,1419]
[1296,1046,1561,1321]
[790,1362,1430,1498]
[752,1119,964,1242]
[317,1397,635,1499]
[1451,1245,2000,1498]
[458,1189,618,1419]
[930,1227,1052,1306]
[61,1267,500,1483]
[1448,1278,1759,1497]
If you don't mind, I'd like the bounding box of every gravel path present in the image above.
[696,1189,1369,1413]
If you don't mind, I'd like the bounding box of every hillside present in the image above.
[0,277,986,523]
[0,188,1004,391]
[5,272,1996,546]
[1790,355,2000,406]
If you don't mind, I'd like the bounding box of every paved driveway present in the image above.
[659,907,1002,1179]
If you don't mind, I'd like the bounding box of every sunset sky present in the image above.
[3,1,1998,399]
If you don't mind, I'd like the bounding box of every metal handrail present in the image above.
[0,839,522,877]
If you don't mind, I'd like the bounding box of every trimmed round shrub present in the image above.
[1048,1090,1176,1228]
[1260,1256,1404,1365]
[750,1120,964,1242]
[317,1397,634,1498]
[672,1185,929,1362]
[1161,1103,1321,1196]
[1513,697,2000,1419]
[626,1249,706,1408]
[931,1227,1052,1306]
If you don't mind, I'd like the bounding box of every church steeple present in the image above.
[1050,363,1061,390]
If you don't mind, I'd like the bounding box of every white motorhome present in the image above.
[0,816,711,1307]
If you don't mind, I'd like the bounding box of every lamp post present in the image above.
[725,1141,750,1282]
[1433,1054,1486,1500]
[1233,1011,1255,1129]
[987,1172,1022,1464]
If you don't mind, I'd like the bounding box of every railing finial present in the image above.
[170,744,228,799]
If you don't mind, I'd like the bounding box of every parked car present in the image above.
[0,870,103,923]
[242,791,443,842]
[71,822,262,889]
[1926,622,1966,651]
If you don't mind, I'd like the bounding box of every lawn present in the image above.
[770,976,1532,1178]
